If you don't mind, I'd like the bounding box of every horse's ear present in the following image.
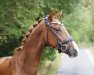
[48,9,55,22]
[54,10,62,19]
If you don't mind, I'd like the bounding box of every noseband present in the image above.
[45,16,73,53]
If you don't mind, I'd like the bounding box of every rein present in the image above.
[44,16,73,53]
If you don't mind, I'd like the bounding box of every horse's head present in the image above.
[42,10,79,58]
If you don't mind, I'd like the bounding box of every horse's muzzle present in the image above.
[67,49,78,58]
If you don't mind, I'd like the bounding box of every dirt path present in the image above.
[57,49,94,75]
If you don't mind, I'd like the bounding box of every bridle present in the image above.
[44,16,73,53]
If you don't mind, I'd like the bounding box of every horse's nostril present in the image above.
[74,50,78,56]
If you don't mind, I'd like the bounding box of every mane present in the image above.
[14,18,43,53]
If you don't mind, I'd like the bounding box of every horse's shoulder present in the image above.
[0,56,12,64]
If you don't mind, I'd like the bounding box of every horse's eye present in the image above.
[55,28,61,32]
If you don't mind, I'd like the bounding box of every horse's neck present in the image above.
[11,22,46,75]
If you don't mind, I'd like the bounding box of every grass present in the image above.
[39,52,63,75]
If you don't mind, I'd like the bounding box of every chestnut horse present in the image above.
[0,10,79,75]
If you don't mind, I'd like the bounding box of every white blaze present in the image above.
[72,41,79,53]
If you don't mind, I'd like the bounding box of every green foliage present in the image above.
[61,0,93,45]
[41,47,56,62]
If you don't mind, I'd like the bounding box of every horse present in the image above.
[0,9,79,75]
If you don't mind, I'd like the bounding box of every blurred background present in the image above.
[0,0,94,75]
